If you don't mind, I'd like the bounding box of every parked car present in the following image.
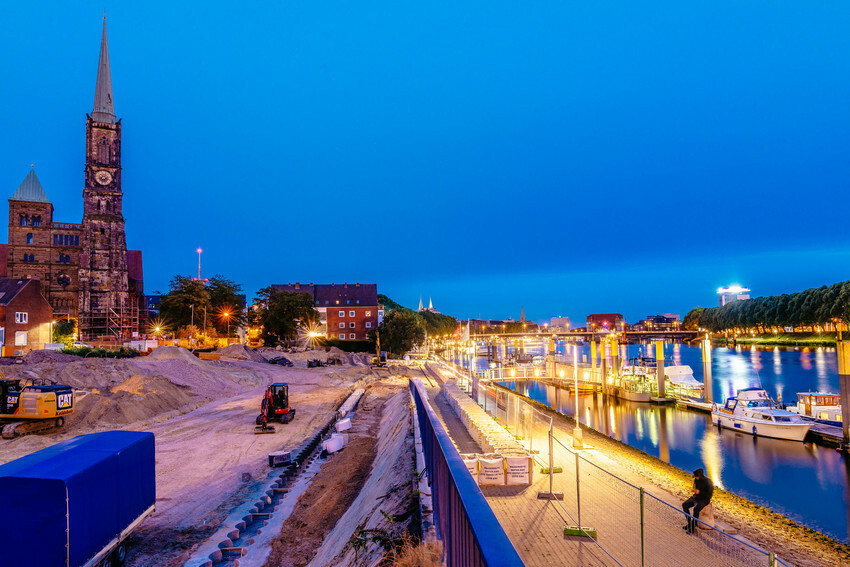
[72,341,94,348]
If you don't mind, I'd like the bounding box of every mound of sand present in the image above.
[218,344,266,363]
[286,346,355,367]
[146,346,205,366]
[67,375,196,429]
[24,350,79,364]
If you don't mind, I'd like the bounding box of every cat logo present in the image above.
[57,392,73,410]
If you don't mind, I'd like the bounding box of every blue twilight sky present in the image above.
[2,1,849,324]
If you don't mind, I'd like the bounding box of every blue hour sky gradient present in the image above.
[1,1,848,323]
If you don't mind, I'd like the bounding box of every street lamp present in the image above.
[223,312,230,341]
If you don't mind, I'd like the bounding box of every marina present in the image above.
[449,340,850,544]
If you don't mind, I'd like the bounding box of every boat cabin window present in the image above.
[774,416,794,422]
[725,399,737,410]
[762,414,773,421]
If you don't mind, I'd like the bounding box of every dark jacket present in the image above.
[694,476,714,502]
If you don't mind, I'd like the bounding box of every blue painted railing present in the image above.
[410,379,524,567]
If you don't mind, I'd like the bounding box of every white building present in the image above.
[718,285,751,307]
[550,317,570,331]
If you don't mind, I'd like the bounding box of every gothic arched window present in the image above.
[26,233,33,244]
[98,135,111,164]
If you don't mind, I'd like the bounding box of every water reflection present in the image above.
[454,342,848,542]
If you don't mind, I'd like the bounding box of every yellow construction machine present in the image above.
[1,378,75,439]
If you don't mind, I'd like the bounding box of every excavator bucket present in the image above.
[254,424,276,434]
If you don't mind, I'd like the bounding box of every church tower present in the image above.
[78,17,131,335]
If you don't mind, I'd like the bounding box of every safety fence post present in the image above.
[640,487,645,567]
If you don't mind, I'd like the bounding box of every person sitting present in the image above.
[682,468,713,534]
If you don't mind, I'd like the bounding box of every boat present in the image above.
[712,388,812,441]
[664,366,704,400]
[787,392,843,427]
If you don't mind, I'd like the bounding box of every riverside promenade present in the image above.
[420,363,792,567]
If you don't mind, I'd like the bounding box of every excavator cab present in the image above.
[1,379,23,415]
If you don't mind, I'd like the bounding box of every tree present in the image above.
[53,319,76,346]
[375,310,425,357]
[254,287,319,346]
[683,308,705,331]
[159,274,246,336]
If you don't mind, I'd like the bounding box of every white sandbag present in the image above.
[461,454,479,484]
[331,432,349,446]
[335,418,352,432]
[323,436,344,453]
[478,458,505,486]
[505,455,532,485]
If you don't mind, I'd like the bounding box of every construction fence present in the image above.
[439,360,792,567]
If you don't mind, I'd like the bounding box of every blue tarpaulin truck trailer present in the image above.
[0,430,155,567]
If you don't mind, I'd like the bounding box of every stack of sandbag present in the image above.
[443,381,526,455]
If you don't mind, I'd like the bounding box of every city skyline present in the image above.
[2,2,848,323]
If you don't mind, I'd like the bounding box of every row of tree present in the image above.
[156,280,457,356]
[683,280,850,333]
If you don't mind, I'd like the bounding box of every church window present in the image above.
[64,235,69,246]
[19,215,28,226]
[33,216,41,227]
[98,136,111,164]
[26,233,32,244]
[74,235,79,246]
[53,235,58,245]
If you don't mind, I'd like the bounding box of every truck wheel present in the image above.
[112,543,127,565]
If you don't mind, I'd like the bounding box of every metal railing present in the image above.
[438,359,791,567]
[409,379,524,567]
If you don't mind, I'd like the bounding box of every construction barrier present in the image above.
[409,379,523,567]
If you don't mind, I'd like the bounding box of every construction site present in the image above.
[3,346,850,567]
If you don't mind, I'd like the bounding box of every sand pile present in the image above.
[24,349,79,364]
[218,344,267,363]
[286,346,354,367]
[146,346,205,366]
[67,375,196,429]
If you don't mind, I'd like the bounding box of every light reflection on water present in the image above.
[454,342,849,543]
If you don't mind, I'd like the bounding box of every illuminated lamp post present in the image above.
[223,312,230,341]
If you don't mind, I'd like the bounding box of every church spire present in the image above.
[418,297,423,311]
[429,297,433,310]
[92,16,115,123]
[520,305,526,323]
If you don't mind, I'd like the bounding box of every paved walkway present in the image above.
[427,366,775,567]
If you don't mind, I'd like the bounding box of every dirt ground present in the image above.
[0,348,381,567]
[264,384,403,567]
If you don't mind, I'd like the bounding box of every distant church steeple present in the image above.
[520,305,526,323]
[418,297,423,311]
[92,16,115,123]
[429,297,433,310]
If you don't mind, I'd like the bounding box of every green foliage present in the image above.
[52,319,76,346]
[693,281,850,333]
[373,310,425,357]
[683,307,705,331]
[159,274,246,335]
[61,346,140,358]
[378,294,458,338]
[254,287,320,346]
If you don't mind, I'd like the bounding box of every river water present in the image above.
[452,341,850,543]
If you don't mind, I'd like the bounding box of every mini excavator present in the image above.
[0,378,75,439]
[254,382,295,434]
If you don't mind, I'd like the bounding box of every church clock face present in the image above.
[95,170,113,185]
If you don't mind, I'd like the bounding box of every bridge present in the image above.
[470,330,701,341]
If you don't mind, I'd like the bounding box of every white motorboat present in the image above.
[787,392,843,427]
[664,365,704,400]
[712,388,812,441]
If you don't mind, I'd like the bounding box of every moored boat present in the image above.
[712,388,812,441]
[787,392,843,427]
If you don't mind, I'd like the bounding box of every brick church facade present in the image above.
[2,19,144,340]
